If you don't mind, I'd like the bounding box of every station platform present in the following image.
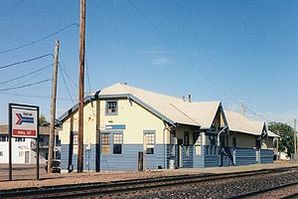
[0,161,297,191]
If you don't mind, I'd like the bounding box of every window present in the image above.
[0,136,7,142]
[184,132,190,157]
[19,151,24,157]
[102,133,110,155]
[144,132,155,154]
[15,138,25,142]
[0,151,3,157]
[113,133,123,154]
[106,101,118,115]
[195,134,202,155]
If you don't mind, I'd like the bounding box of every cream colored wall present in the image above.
[229,133,256,148]
[175,126,201,144]
[60,101,97,148]
[98,99,169,144]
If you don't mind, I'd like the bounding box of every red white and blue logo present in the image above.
[15,113,34,125]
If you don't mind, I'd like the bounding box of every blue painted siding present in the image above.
[235,148,256,165]
[260,149,273,163]
[221,148,234,167]
[101,144,168,171]
[193,145,204,168]
[101,144,142,171]
[61,144,97,171]
[84,144,97,171]
[61,144,69,170]
[204,145,219,167]
[182,145,193,168]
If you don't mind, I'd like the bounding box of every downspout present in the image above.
[163,122,174,169]
[163,123,168,169]
[217,126,228,147]
[217,125,228,167]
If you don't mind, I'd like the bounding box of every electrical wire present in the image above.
[0,78,51,92]
[0,63,52,85]
[0,92,71,101]
[86,58,92,94]
[127,0,220,97]
[0,0,26,19]
[59,66,75,104]
[0,53,53,70]
[59,54,78,88]
[127,0,274,123]
[0,23,79,54]
[244,105,272,122]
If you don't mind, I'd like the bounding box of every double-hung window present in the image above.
[0,136,7,142]
[113,133,123,154]
[144,132,155,154]
[106,101,118,115]
[102,133,110,155]
[15,138,25,142]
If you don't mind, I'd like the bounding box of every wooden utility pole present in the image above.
[77,0,86,173]
[47,40,60,173]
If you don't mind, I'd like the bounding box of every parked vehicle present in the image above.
[45,159,61,173]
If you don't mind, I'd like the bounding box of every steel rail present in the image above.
[1,166,298,198]
[228,180,298,199]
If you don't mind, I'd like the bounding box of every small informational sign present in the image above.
[8,103,40,181]
[11,106,38,138]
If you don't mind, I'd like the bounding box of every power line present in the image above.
[59,66,75,104]
[86,58,92,93]
[0,0,26,19]
[0,92,71,101]
[0,53,53,70]
[0,23,79,54]
[58,62,78,88]
[127,0,220,96]
[0,78,51,92]
[0,63,52,85]
[59,54,78,88]
[244,105,272,122]
[127,1,273,123]
[174,1,236,98]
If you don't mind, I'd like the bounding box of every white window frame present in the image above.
[144,131,155,155]
[106,100,118,115]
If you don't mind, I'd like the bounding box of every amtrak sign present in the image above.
[10,104,38,138]
[8,103,40,181]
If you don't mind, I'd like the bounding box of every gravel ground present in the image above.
[0,162,296,191]
[101,170,298,199]
[248,184,298,199]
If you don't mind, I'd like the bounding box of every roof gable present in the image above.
[59,83,221,128]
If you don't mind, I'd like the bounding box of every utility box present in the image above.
[169,159,175,169]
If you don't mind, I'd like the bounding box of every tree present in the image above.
[39,114,49,126]
[268,122,294,156]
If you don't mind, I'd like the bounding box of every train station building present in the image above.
[58,83,279,172]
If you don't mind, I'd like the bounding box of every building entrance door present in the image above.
[177,139,183,168]
[25,151,29,163]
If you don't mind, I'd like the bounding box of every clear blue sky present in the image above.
[0,0,297,126]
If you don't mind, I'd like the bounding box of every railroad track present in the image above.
[228,180,298,199]
[1,166,298,198]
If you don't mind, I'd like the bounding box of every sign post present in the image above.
[8,103,39,181]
